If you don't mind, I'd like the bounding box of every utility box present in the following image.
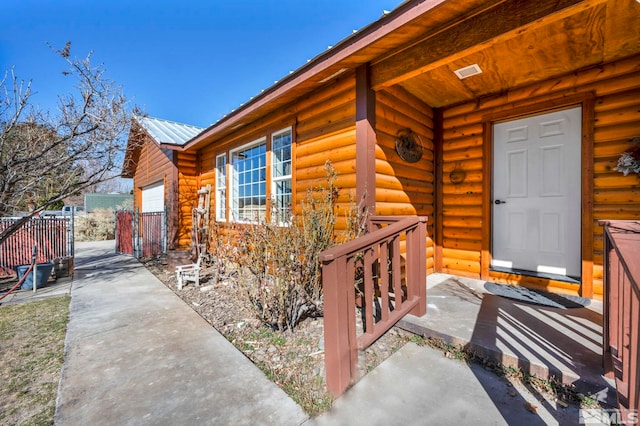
[53,257,74,278]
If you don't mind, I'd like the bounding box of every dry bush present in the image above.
[116,198,133,211]
[205,221,241,283]
[236,161,367,331]
[74,208,115,241]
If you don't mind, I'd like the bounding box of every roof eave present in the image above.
[182,0,447,151]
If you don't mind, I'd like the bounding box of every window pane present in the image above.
[216,154,226,221]
[272,129,292,223]
[232,141,267,222]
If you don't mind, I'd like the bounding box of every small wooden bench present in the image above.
[175,255,202,290]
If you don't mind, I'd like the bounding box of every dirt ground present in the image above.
[142,255,414,415]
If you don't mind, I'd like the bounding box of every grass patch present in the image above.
[0,297,70,425]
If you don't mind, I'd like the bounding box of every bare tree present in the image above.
[0,42,132,243]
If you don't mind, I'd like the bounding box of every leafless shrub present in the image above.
[205,220,241,284]
[74,208,115,241]
[236,161,367,331]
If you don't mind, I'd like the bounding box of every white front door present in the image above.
[492,107,581,278]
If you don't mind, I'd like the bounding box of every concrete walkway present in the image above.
[316,343,586,426]
[54,241,309,425]
[0,271,72,306]
[11,240,607,425]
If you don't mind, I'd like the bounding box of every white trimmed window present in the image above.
[215,153,227,221]
[271,128,292,223]
[231,139,267,222]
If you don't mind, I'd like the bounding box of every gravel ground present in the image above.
[142,256,414,416]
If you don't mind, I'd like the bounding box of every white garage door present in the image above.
[141,181,164,213]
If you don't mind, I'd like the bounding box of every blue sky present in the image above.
[1,1,404,129]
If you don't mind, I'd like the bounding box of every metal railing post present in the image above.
[162,207,168,253]
[69,214,75,256]
[134,208,140,258]
[32,245,38,293]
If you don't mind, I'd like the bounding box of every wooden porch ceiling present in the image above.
[183,0,639,150]
[371,0,640,108]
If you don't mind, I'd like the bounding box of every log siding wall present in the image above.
[175,151,198,248]
[194,74,361,235]
[375,86,436,273]
[188,74,436,271]
[295,75,358,232]
[439,55,640,297]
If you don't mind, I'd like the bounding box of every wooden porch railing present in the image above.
[601,220,640,414]
[320,215,427,396]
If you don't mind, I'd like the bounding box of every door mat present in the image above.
[484,282,591,309]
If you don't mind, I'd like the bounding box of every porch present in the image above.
[318,273,615,425]
[398,273,615,405]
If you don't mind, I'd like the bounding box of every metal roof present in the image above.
[135,115,204,146]
[84,193,133,212]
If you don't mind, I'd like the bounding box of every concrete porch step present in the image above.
[396,274,617,407]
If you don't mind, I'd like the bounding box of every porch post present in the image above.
[322,256,355,396]
[355,64,376,220]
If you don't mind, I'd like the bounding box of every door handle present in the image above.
[494,200,506,205]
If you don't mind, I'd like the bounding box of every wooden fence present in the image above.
[0,216,73,276]
[115,210,134,255]
[601,220,640,416]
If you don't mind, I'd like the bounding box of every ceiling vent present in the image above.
[454,64,483,79]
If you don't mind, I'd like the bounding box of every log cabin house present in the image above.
[123,0,640,300]
[122,115,203,249]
